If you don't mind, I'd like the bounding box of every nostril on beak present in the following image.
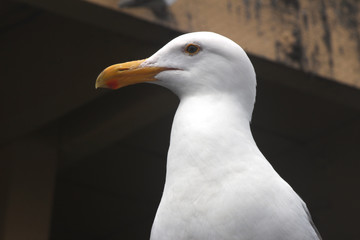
[117,68,127,72]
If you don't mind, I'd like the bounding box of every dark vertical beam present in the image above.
[0,129,57,240]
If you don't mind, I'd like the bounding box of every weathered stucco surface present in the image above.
[88,0,360,89]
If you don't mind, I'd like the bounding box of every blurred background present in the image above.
[1,0,360,239]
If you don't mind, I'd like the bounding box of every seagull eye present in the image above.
[185,44,200,55]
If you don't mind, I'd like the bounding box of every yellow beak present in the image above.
[95,59,177,89]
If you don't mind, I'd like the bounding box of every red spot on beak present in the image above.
[106,79,119,89]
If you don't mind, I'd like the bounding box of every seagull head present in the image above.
[96,32,256,116]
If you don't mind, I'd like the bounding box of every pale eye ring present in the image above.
[185,44,201,55]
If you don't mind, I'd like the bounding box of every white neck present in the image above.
[150,93,278,240]
[164,94,268,188]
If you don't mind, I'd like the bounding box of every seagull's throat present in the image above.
[165,95,257,183]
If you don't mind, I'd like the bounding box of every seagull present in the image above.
[95,32,322,240]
